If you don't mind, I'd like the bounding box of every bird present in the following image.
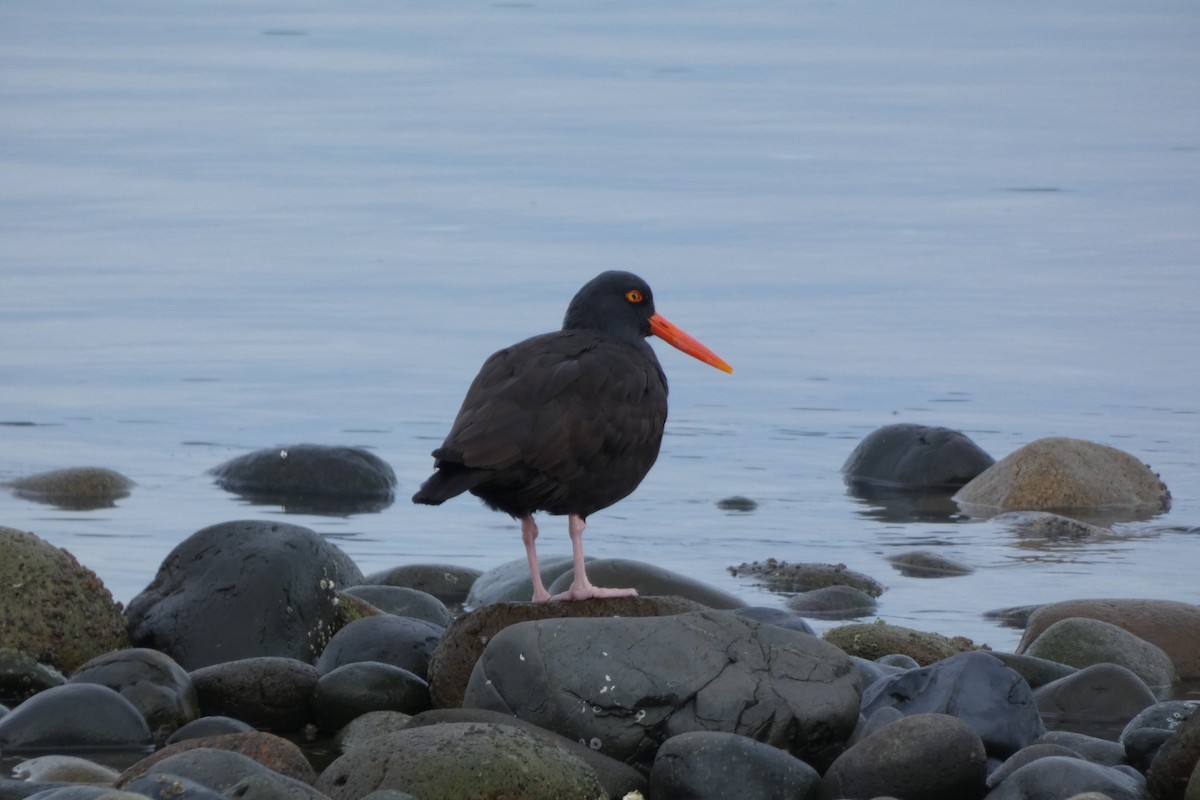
[412,270,732,602]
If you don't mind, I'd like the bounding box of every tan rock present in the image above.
[953,437,1169,513]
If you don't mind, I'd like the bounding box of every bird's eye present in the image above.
[625,289,644,303]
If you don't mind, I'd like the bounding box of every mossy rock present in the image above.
[823,620,981,665]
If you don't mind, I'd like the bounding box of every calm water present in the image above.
[2,0,1198,652]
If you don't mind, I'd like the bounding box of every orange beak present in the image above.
[650,314,733,374]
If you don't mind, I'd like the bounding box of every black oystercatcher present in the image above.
[412,271,732,602]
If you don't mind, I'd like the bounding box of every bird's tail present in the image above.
[411,466,484,506]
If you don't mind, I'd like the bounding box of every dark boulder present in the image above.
[0,683,151,752]
[314,615,443,680]
[211,444,396,514]
[68,647,198,746]
[651,730,820,800]
[841,423,994,489]
[313,662,431,732]
[190,657,319,731]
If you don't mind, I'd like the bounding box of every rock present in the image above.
[166,716,254,744]
[122,774,227,800]
[1,787,143,800]
[1037,730,1128,765]
[987,651,1079,690]
[859,651,1045,758]
[333,710,412,751]
[1019,599,1200,683]
[68,647,199,746]
[1147,710,1200,800]
[1034,663,1158,739]
[427,595,707,709]
[117,731,317,786]
[5,467,135,510]
[0,527,130,672]
[210,444,396,514]
[985,605,1043,630]
[820,713,987,800]
[190,657,319,732]
[116,748,318,795]
[463,609,861,771]
[464,555,577,606]
[716,495,758,511]
[785,585,878,619]
[362,564,481,607]
[0,683,151,752]
[405,707,646,800]
[10,755,121,783]
[546,558,746,609]
[987,743,1084,789]
[822,620,979,665]
[314,615,443,680]
[728,559,884,596]
[885,550,974,577]
[125,520,364,669]
[313,662,431,732]
[315,723,606,800]
[1122,701,1200,772]
[340,586,455,628]
[0,648,66,705]
[732,606,815,634]
[995,511,1113,540]
[1023,617,1176,696]
[651,730,820,800]
[841,423,994,488]
[985,755,1149,800]
[953,437,1170,515]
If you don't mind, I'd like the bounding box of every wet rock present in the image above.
[996,511,1112,540]
[716,495,758,511]
[5,467,135,510]
[953,437,1170,515]
[405,707,646,800]
[10,754,121,783]
[988,651,1079,690]
[122,774,227,800]
[1146,710,1200,800]
[340,586,454,628]
[314,615,442,680]
[1121,701,1200,772]
[166,716,254,744]
[0,527,130,672]
[841,423,994,488]
[822,620,979,665]
[334,710,411,751]
[210,444,396,514]
[650,730,818,800]
[125,520,364,669]
[315,722,606,800]
[728,559,884,596]
[886,550,974,577]
[427,595,706,709]
[985,604,1043,630]
[1019,599,1200,683]
[116,748,318,795]
[0,683,151,752]
[1037,730,1128,765]
[118,731,317,786]
[1035,663,1158,739]
[1023,617,1177,695]
[0,648,66,705]
[464,555,577,606]
[362,564,481,607]
[68,647,199,746]
[860,651,1045,758]
[190,657,318,732]
[820,712,988,800]
[985,755,1149,800]
[733,606,815,634]
[463,609,862,771]
[546,558,746,609]
[313,662,430,732]
[986,743,1084,789]
[785,585,878,619]
[1,788,141,800]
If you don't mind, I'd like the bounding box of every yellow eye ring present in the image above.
[625,289,644,303]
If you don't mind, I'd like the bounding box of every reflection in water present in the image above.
[844,480,968,524]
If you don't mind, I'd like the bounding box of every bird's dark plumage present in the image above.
[413,270,730,602]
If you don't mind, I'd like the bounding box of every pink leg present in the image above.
[521,514,552,603]
[549,514,639,602]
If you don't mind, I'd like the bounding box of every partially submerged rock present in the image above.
[211,444,396,514]
[842,423,995,489]
[5,467,135,510]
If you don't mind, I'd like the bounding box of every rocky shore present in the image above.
[1,431,1196,799]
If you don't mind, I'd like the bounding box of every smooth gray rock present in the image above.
[210,444,396,513]
[1035,663,1158,739]
[841,423,994,488]
[121,774,226,800]
[820,713,987,800]
[860,650,1044,758]
[362,564,480,607]
[126,520,364,669]
[987,743,1084,789]
[1121,700,1200,772]
[464,609,861,771]
[68,647,198,746]
[464,555,576,606]
[0,683,151,752]
[732,606,815,634]
[190,657,319,731]
[341,585,455,628]
[651,730,820,800]
[132,748,319,795]
[312,662,430,732]
[314,615,442,680]
[546,558,747,609]
[1024,616,1177,695]
[985,755,1150,800]
[165,715,254,744]
[1038,730,1128,766]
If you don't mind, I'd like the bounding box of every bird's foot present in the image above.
[547,583,639,602]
